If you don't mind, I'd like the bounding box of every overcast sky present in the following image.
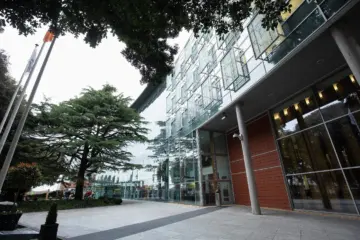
[1,26,189,103]
[1,25,190,182]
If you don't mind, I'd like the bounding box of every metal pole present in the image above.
[0,35,57,192]
[0,43,44,155]
[235,103,261,215]
[0,44,38,134]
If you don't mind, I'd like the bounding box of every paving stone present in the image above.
[18,200,360,240]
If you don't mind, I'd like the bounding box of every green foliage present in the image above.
[5,162,42,192]
[0,1,291,84]
[28,84,148,199]
[113,199,122,205]
[45,203,57,225]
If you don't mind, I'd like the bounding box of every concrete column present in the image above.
[331,21,360,84]
[235,104,261,215]
[196,129,204,206]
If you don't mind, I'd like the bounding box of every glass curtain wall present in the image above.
[199,130,232,205]
[272,72,360,214]
[168,132,200,204]
[164,0,350,153]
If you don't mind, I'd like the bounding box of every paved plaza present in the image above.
[20,200,360,240]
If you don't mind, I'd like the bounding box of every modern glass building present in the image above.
[129,0,360,215]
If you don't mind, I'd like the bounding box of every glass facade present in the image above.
[93,0,352,207]
[165,0,350,142]
[272,73,360,214]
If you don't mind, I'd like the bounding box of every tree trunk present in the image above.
[75,142,90,200]
[75,161,86,200]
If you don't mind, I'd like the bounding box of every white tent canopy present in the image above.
[26,183,64,196]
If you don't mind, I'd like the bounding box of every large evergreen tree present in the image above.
[0,1,291,84]
[29,85,148,200]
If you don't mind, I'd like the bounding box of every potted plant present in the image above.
[0,202,22,231]
[39,203,58,240]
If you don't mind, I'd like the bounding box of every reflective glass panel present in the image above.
[214,132,227,154]
[168,184,180,202]
[320,0,350,19]
[181,182,196,203]
[273,90,322,138]
[216,155,231,180]
[343,169,360,212]
[278,125,340,174]
[169,157,181,184]
[316,75,360,121]
[202,155,214,181]
[203,181,216,205]
[287,171,357,214]
[326,114,360,168]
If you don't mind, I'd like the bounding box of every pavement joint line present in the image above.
[67,206,225,240]
[231,204,360,220]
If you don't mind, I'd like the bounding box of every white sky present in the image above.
[1,25,190,182]
[1,26,190,104]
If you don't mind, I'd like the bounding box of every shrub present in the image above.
[18,199,122,213]
[113,199,122,205]
[103,197,110,204]
[45,203,57,225]
[3,162,42,202]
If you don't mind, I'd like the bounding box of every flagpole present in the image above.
[0,43,44,156]
[0,44,39,134]
[0,33,57,192]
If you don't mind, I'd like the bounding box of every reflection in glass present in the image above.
[216,156,230,180]
[214,132,227,154]
[326,115,360,168]
[278,125,339,174]
[273,90,322,138]
[203,181,216,205]
[169,157,181,184]
[202,155,214,181]
[343,169,360,212]
[181,183,196,203]
[199,130,211,153]
[281,1,317,35]
[169,184,180,202]
[183,157,195,182]
[287,171,357,214]
[268,9,325,64]
[320,0,349,19]
[316,75,360,121]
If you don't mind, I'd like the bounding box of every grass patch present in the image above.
[18,198,122,213]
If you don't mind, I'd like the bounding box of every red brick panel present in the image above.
[247,116,277,156]
[252,151,280,170]
[228,115,290,210]
[231,173,250,206]
[227,133,243,161]
[255,167,291,210]
[230,160,245,174]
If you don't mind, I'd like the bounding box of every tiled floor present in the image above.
[20,200,360,240]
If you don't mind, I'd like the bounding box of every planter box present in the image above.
[0,213,22,231]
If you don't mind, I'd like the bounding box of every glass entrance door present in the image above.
[219,181,232,204]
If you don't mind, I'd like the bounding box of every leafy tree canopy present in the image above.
[28,84,148,199]
[0,0,291,84]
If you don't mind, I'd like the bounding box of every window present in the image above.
[248,13,279,59]
[181,84,187,103]
[272,71,360,214]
